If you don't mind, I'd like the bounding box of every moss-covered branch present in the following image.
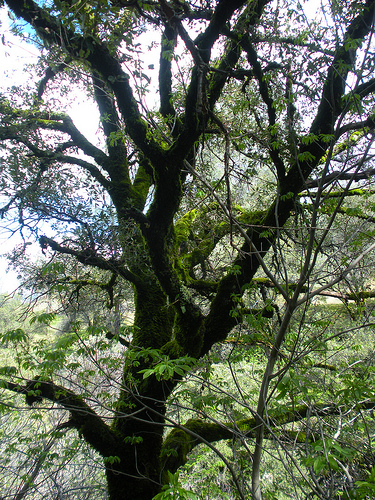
[174,204,268,281]
[36,57,72,101]
[240,37,286,180]
[200,0,375,356]
[251,277,375,303]
[0,101,108,164]
[38,235,139,285]
[161,400,375,474]
[131,160,153,211]
[337,115,375,137]
[305,166,375,190]
[0,378,123,459]
[159,26,178,122]
[285,0,375,190]
[303,188,375,199]
[91,72,153,213]
[92,72,122,146]
[0,127,110,190]
[5,0,165,166]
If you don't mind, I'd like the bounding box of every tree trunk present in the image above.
[105,433,163,500]
[106,473,160,500]
[105,386,167,500]
[103,281,174,500]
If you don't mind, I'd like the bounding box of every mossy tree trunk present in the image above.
[1,0,375,499]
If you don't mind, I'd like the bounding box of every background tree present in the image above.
[1,0,375,499]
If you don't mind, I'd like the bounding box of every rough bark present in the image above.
[1,0,375,498]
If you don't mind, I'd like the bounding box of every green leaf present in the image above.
[104,455,121,464]
[297,151,316,162]
[29,312,56,325]
[0,366,17,375]
[280,191,294,201]
[140,369,154,379]
[1,328,28,345]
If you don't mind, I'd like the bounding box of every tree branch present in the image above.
[159,25,178,121]
[5,0,165,165]
[240,37,286,180]
[0,378,122,458]
[161,400,375,474]
[0,101,108,165]
[305,164,375,189]
[36,57,72,101]
[38,235,138,284]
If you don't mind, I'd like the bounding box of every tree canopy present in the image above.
[1,0,375,499]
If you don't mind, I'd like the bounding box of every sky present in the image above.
[0,8,102,293]
[0,4,164,294]
[0,9,39,293]
[0,0,327,294]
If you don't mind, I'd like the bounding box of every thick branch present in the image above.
[38,235,138,284]
[282,0,375,194]
[36,57,72,101]
[198,2,375,343]
[208,0,273,110]
[252,278,375,303]
[1,378,122,458]
[5,0,165,165]
[159,25,178,121]
[305,164,375,189]
[346,77,375,101]
[162,400,375,474]
[92,72,125,150]
[337,115,375,137]
[0,102,108,165]
[241,37,286,180]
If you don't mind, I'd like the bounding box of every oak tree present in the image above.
[1,0,375,499]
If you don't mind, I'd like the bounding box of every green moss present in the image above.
[237,208,267,226]
[174,209,199,246]
[161,429,191,481]
[160,418,234,481]
[188,239,214,266]
[184,419,232,442]
[235,417,257,435]
[132,164,153,210]
[133,281,173,349]
[174,206,268,280]
[160,340,184,358]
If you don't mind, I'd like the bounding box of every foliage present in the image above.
[0,0,375,499]
[153,472,198,500]
[0,393,107,499]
